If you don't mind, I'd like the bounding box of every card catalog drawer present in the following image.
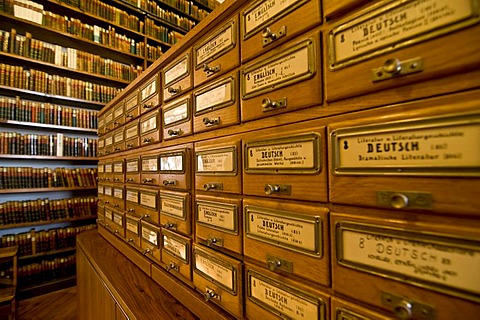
[158,143,193,190]
[331,209,480,320]
[195,194,243,257]
[124,91,139,122]
[103,162,113,183]
[103,206,114,229]
[112,127,124,154]
[97,162,105,182]
[159,190,192,237]
[125,212,141,248]
[162,94,192,140]
[103,184,114,206]
[110,208,125,238]
[98,116,106,136]
[139,73,160,114]
[326,0,480,103]
[161,229,192,284]
[139,109,161,146]
[193,244,244,319]
[243,125,327,202]
[97,135,105,156]
[328,91,480,215]
[125,156,140,184]
[124,120,139,150]
[241,28,322,122]
[104,132,114,155]
[112,160,124,183]
[195,137,242,194]
[112,102,125,128]
[193,15,240,87]
[125,187,159,223]
[331,295,391,320]
[241,0,322,62]
[111,184,125,210]
[140,152,160,186]
[245,263,330,320]
[97,184,106,205]
[163,51,192,103]
[96,204,105,225]
[193,70,239,133]
[140,220,161,262]
[104,109,114,133]
[244,197,330,287]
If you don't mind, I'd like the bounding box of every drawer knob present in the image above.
[143,137,153,143]
[127,208,135,212]
[168,87,181,94]
[143,178,154,183]
[142,248,151,255]
[203,63,220,75]
[162,222,176,229]
[126,178,134,182]
[126,114,133,118]
[203,289,219,302]
[372,57,423,82]
[262,26,286,46]
[127,143,134,148]
[203,117,220,127]
[207,237,223,247]
[143,102,154,109]
[264,184,291,195]
[394,300,413,320]
[168,129,182,137]
[203,183,223,191]
[163,180,177,186]
[141,214,151,219]
[166,262,179,272]
[267,258,282,271]
[262,27,276,40]
[262,97,286,112]
[383,58,402,75]
[390,193,409,209]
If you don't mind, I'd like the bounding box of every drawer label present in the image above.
[105,209,113,220]
[125,94,138,112]
[142,225,158,246]
[114,131,124,143]
[104,186,112,196]
[98,164,104,173]
[141,77,157,101]
[140,191,157,209]
[195,77,233,113]
[196,147,236,173]
[105,136,113,146]
[165,55,189,86]
[245,206,322,257]
[160,153,184,172]
[332,114,480,176]
[104,163,112,173]
[125,124,138,139]
[329,0,478,69]
[248,270,322,319]
[98,118,105,127]
[163,232,188,262]
[126,159,139,173]
[113,213,123,226]
[337,222,480,300]
[114,188,123,199]
[242,40,314,98]
[196,21,235,65]
[126,217,138,234]
[114,106,123,119]
[160,193,186,219]
[141,114,157,134]
[113,162,123,173]
[142,157,158,172]
[98,185,104,194]
[197,201,238,233]
[98,139,105,148]
[126,190,139,203]
[245,133,321,173]
[164,100,189,126]
[194,249,236,292]
[105,112,113,124]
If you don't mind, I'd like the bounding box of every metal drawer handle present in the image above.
[267,258,282,271]
[264,184,291,195]
[126,178,134,182]
[168,129,182,137]
[143,102,154,109]
[203,63,220,75]
[162,222,176,229]
[203,117,220,127]
[143,178,154,183]
[372,57,423,82]
[168,87,181,94]
[126,114,133,118]
[203,289,219,302]
[127,143,134,148]
[163,180,177,186]
[262,26,286,46]
[166,262,179,272]
[127,208,135,212]
[143,137,153,143]
[203,183,223,191]
[262,97,286,112]
[142,248,151,255]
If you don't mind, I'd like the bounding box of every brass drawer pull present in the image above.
[203,117,220,127]
[262,97,286,112]
[168,129,182,137]
[168,87,181,94]
[203,63,220,75]
[262,26,286,46]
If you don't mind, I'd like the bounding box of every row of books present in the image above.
[149,0,210,20]
[0,96,98,130]
[0,132,98,157]
[17,254,77,288]
[145,18,183,45]
[1,29,143,82]
[0,63,121,103]
[146,43,164,61]
[144,5,196,31]
[1,224,97,257]
[0,196,98,226]
[11,0,43,24]
[0,166,98,189]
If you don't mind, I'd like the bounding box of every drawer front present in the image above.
[159,190,192,237]
[97,136,105,156]
[97,204,105,225]
[326,0,480,102]
[103,185,114,207]
[139,73,160,114]
[140,154,160,186]
[193,16,240,87]
[241,28,322,122]
[113,102,125,128]
[97,184,105,204]
[331,209,480,319]
[125,157,140,184]
[111,184,125,210]
[139,109,161,146]
[162,94,193,140]
[161,229,192,283]
[124,120,140,150]
[243,126,327,202]
[104,133,114,155]
[97,162,105,182]
[103,162,113,183]
[110,209,125,238]
[104,110,114,133]
[328,91,480,215]
[323,0,372,20]
[158,144,193,190]
[163,51,192,102]
[140,220,161,262]
[98,116,106,136]
[125,187,159,223]
[244,197,330,286]
[192,244,243,319]
[112,161,124,183]
[124,91,139,122]
[331,295,392,320]
[125,212,141,247]
[241,0,322,62]
[195,194,243,256]
[195,138,242,194]
[193,70,239,133]
[112,127,124,153]
[245,263,330,320]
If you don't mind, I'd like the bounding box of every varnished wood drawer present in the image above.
[323,0,372,20]
[162,50,193,103]
[195,194,243,257]
[124,91,139,122]
[245,263,330,320]
[241,28,322,122]
[161,229,192,284]
[97,184,105,205]
[125,212,141,248]
[243,124,328,202]
[243,197,330,287]
[97,162,105,182]
[193,244,244,319]
[103,184,114,207]
[162,94,193,140]
[104,132,114,155]
[125,186,159,224]
[97,116,106,136]
[125,156,140,184]
[112,102,125,129]
[195,137,242,195]
[139,73,160,114]
[112,127,124,153]
[97,135,105,156]
[159,190,192,237]
[193,15,240,87]
[193,70,239,133]
[139,109,161,146]
[140,220,161,262]
[103,162,113,183]
[331,208,480,320]
[96,204,105,225]
[158,143,193,190]
[240,0,322,63]
[110,208,125,238]
[331,295,391,320]
[326,0,480,103]
[104,109,114,133]
[104,206,114,229]
[111,183,125,210]
[124,120,140,150]
[112,160,124,183]
[328,91,480,216]
[141,152,160,186]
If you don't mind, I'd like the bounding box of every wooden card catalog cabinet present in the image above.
[195,137,242,194]
[243,124,327,202]
[113,102,125,128]
[124,91,139,123]
[331,296,391,320]
[159,190,192,236]
[162,94,192,140]
[158,143,193,190]
[125,187,159,223]
[193,70,239,133]
[112,160,124,183]
[139,73,160,114]
[163,51,193,102]
[243,197,330,287]
[241,28,322,122]
[240,0,322,63]
[110,208,125,238]
[125,156,140,184]
[112,127,124,153]
[140,152,159,186]
[104,132,114,155]
[125,212,141,247]
[326,0,480,103]
[193,16,240,87]
[245,264,329,320]
[328,91,480,215]
[124,119,139,150]
[331,209,480,319]
[192,244,244,319]
[195,194,243,256]
[140,220,161,262]
[161,229,192,283]
[139,109,161,146]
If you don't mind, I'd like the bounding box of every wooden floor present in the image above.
[18,287,76,320]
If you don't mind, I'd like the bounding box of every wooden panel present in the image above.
[330,295,392,320]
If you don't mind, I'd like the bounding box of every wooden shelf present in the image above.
[0,119,97,133]
[0,155,98,161]
[0,215,97,231]
[19,247,76,261]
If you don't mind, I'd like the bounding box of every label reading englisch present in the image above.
[197,202,236,231]
[195,251,234,290]
[196,25,233,65]
[197,150,234,172]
